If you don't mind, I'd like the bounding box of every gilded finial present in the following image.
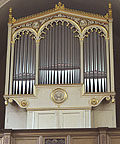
[8,7,16,24]
[109,2,111,9]
[108,2,112,19]
[9,7,12,23]
[55,2,65,10]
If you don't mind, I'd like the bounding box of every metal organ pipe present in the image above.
[83,30,107,93]
[38,22,80,85]
[12,32,36,95]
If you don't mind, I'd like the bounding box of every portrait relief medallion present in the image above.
[51,88,68,104]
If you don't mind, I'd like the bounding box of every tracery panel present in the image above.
[39,21,80,85]
[12,31,36,94]
[83,29,107,92]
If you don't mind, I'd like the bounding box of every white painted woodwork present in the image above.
[35,40,39,85]
[80,39,84,83]
[109,20,115,92]
[5,24,12,95]
[27,110,91,129]
[106,38,110,92]
[9,41,14,95]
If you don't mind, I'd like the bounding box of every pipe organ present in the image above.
[39,22,80,85]
[84,29,107,93]
[4,2,116,129]
[13,31,36,95]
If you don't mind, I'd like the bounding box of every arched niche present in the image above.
[11,28,37,95]
[38,18,82,84]
[83,25,108,92]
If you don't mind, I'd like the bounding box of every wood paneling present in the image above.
[14,139,38,144]
[1,128,120,144]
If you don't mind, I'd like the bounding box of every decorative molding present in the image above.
[108,3,112,19]
[8,8,16,24]
[4,88,115,108]
[45,138,65,144]
[11,2,108,25]
[90,95,115,107]
[3,133,11,144]
[12,13,108,34]
[82,24,108,38]
[51,88,68,105]
[11,17,108,42]
[83,92,116,107]
[12,28,37,42]
[4,97,29,108]
[55,2,65,10]
[27,107,91,111]
[38,17,81,40]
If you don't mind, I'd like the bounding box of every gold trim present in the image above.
[82,24,108,38]
[11,2,107,25]
[106,96,111,101]
[8,7,16,24]
[9,8,12,23]
[27,107,91,111]
[35,83,83,87]
[38,17,81,36]
[4,94,36,98]
[4,97,29,108]
[108,3,112,19]
[90,98,98,106]
[12,12,108,29]
[12,27,37,42]
[21,100,29,107]
[83,92,115,96]
[51,88,68,104]
[112,96,115,103]
[55,2,65,10]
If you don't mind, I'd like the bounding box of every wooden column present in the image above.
[80,38,84,84]
[106,38,110,92]
[109,19,115,92]
[5,24,12,95]
[35,40,40,85]
[9,41,15,95]
[99,128,107,144]
[3,132,11,144]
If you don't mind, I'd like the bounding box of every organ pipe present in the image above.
[12,22,108,94]
[83,30,107,92]
[12,32,36,95]
[38,22,80,85]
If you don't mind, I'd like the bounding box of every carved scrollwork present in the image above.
[12,28,37,42]
[82,25,108,39]
[90,95,115,107]
[38,18,81,40]
[12,11,108,39]
[90,98,99,106]
[79,20,87,27]
[4,97,29,108]
[45,138,65,144]
[12,22,33,34]
[32,22,40,31]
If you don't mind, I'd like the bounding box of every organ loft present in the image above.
[4,2,116,129]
